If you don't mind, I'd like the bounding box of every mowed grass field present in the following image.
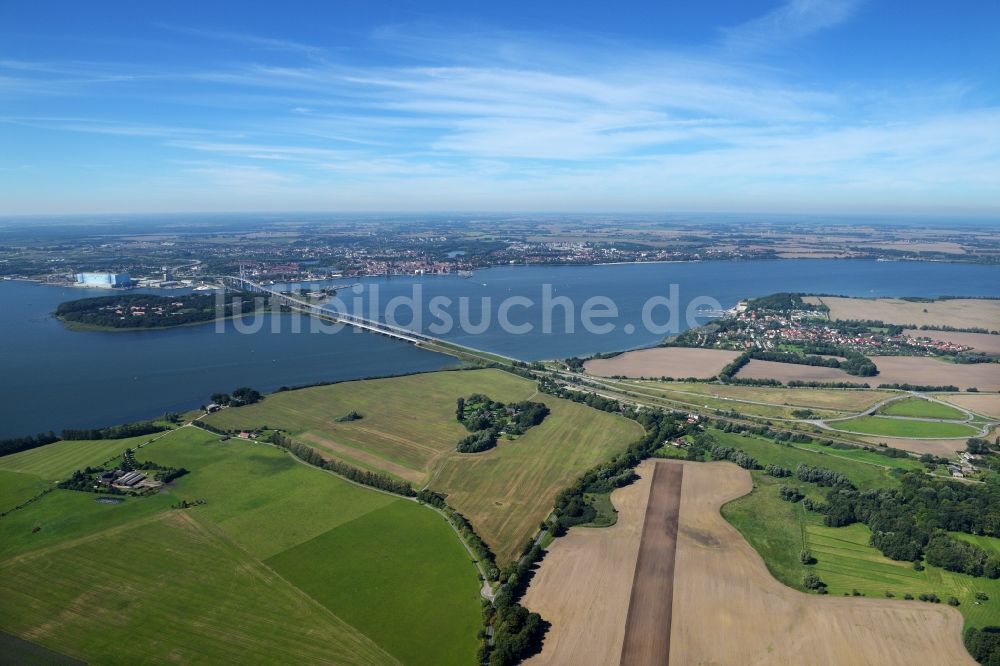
[0,425,482,665]
[877,397,968,420]
[708,429,907,489]
[807,522,1000,629]
[827,416,977,438]
[204,369,643,564]
[0,433,155,481]
[632,380,891,412]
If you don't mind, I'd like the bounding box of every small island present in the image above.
[54,291,265,331]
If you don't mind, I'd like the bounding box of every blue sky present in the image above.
[1,0,998,215]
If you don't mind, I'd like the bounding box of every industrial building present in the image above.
[75,272,131,288]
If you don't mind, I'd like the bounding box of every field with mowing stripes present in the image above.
[0,434,155,481]
[807,522,1000,629]
[630,380,891,412]
[0,512,398,665]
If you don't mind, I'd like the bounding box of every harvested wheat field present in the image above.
[905,330,1000,356]
[528,460,971,665]
[871,356,1000,391]
[807,296,1000,331]
[737,356,1000,391]
[936,393,1000,419]
[856,435,968,457]
[584,348,741,379]
[736,359,867,385]
[670,461,972,665]
[521,462,655,666]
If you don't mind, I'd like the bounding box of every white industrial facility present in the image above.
[75,272,131,288]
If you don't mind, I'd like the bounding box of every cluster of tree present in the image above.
[458,395,550,435]
[923,323,998,335]
[717,420,817,445]
[967,438,996,455]
[840,351,879,376]
[155,467,189,483]
[745,292,827,314]
[537,377,626,413]
[815,471,1000,576]
[58,469,118,493]
[60,421,165,441]
[779,485,805,502]
[709,444,762,470]
[803,572,828,593]
[0,431,58,457]
[485,591,548,666]
[191,421,225,435]
[878,382,960,392]
[748,350,842,369]
[765,463,793,477]
[965,626,1000,665]
[269,431,415,497]
[457,429,499,454]
[55,291,262,329]
[718,353,751,381]
[563,357,585,371]
[552,409,688,534]
[210,387,262,406]
[454,395,549,453]
[335,410,363,422]
[795,463,854,489]
[787,380,871,389]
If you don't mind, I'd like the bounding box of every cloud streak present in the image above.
[0,7,998,214]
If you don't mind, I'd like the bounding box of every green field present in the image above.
[0,512,398,665]
[624,379,892,413]
[0,470,49,513]
[807,522,1000,628]
[708,428,905,489]
[877,397,968,420]
[0,434,157,481]
[205,368,642,564]
[268,501,482,666]
[827,416,977,438]
[0,425,482,664]
[722,446,1000,630]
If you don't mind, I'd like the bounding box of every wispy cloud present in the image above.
[1,8,997,214]
[721,0,863,53]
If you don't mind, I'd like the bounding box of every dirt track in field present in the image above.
[619,462,682,666]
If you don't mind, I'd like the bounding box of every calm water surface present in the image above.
[2,259,999,437]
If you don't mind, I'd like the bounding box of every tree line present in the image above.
[269,431,415,496]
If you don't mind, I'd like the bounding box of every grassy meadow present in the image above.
[877,397,968,420]
[720,428,1000,630]
[828,416,977,438]
[0,424,483,665]
[204,368,643,564]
